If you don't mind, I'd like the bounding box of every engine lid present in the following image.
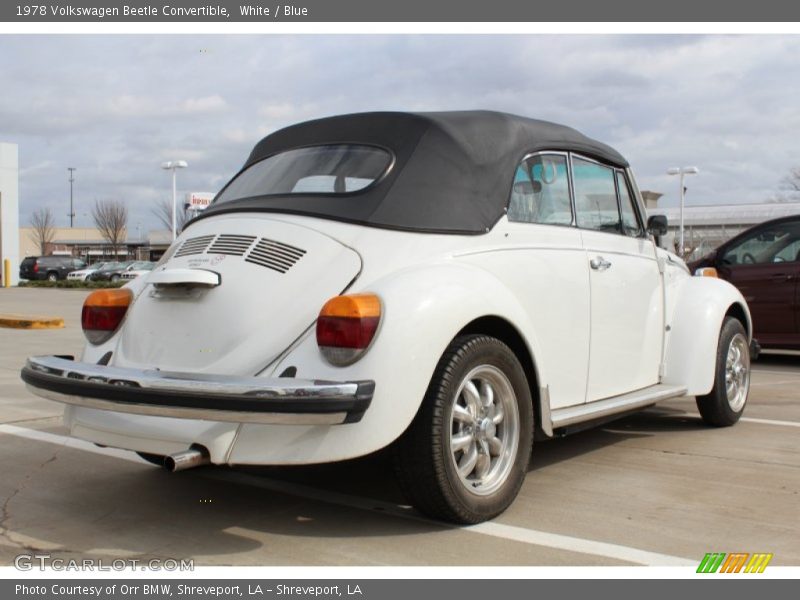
[115,215,362,375]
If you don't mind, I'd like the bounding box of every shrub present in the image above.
[19,280,127,289]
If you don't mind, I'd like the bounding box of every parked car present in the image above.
[88,261,150,282]
[689,214,800,350]
[67,261,113,282]
[19,256,86,281]
[120,262,156,280]
[22,111,752,524]
[87,261,130,282]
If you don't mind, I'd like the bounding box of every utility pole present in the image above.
[67,167,76,227]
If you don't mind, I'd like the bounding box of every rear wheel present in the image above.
[696,317,750,427]
[46,272,58,282]
[111,274,121,282]
[393,335,533,524]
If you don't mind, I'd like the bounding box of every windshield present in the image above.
[214,144,392,204]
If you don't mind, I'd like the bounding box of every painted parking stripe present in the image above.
[741,416,800,428]
[670,413,800,428]
[0,423,692,566]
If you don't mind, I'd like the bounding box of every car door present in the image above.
[499,152,591,410]
[717,219,800,346]
[572,157,663,402]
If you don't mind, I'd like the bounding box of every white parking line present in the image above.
[741,416,800,428]
[0,423,693,566]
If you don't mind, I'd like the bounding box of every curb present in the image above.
[0,314,65,329]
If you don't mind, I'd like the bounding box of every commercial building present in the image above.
[0,142,20,286]
[647,201,800,260]
[19,227,172,263]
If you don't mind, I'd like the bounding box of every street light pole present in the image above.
[67,167,76,227]
[160,160,188,241]
[667,166,699,258]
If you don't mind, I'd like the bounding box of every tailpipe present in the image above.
[164,446,210,472]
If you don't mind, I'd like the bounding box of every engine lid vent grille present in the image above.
[245,238,307,274]
[207,234,257,256]
[174,235,216,258]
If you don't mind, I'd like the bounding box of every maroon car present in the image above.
[690,215,800,350]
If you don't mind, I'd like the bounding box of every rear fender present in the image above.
[229,262,545,463]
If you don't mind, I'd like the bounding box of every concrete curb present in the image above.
[0,314,65,329]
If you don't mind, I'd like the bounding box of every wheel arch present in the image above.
[725,301,752,339]
[457,315,547,440]
[661,276,752,396]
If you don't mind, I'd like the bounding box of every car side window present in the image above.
[507,154,571,225]
[572,158,620,233]
[616,171,643,237]
[722,221,800,265]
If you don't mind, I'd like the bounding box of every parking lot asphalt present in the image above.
[0,287,797,567]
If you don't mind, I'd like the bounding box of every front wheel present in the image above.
[696,317,750,427]
[393,335,533,524]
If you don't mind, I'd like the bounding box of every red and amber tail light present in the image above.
[316,294,381,366]
[81,288,133,345]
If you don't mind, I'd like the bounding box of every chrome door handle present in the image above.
[590,256,612,271]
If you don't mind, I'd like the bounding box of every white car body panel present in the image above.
[581,230,663,402]
[116,215,361,375]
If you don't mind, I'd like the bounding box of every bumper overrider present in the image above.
[21,355,374,425]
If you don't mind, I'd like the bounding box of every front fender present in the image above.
[228,261,544,464]
[662,275,751,396]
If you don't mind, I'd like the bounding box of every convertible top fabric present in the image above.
[198,111,630,234]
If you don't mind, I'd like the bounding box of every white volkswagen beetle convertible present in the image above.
[23,111,752,523]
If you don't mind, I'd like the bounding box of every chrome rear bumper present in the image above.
[21,355,374,425]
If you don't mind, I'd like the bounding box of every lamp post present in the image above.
[160,160,188,241]
[67,167,76,227]
[667,166,699,258]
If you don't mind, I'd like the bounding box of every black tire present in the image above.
[111,274,120,282]
[136,452,165,467]
[46,272,58,282]
[696,317,750,427]
[393,335,533,524]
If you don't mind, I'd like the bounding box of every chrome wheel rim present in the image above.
[448,365,520,496]
[725,333,750,412]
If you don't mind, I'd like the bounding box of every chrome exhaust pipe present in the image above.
[164,447,210,472]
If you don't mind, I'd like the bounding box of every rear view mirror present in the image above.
[647,215,668,236]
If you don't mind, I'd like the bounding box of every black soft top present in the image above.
[198,111,629,234]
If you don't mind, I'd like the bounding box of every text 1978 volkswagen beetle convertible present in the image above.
[22,111,752,523]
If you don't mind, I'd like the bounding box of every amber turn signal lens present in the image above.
[81,288,133,345]
[316,294,381,366]
[694,267,719,278]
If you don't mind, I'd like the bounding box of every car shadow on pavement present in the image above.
[528,405,709,471]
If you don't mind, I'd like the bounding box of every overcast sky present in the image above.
[2,34,800,233]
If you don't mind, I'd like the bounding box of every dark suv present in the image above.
[19,256,86,281]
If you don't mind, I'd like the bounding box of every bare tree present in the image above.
[775,166,800,201]
[781,166,800,192]
[151,198,190,234]
[92,199,128,259]
[29,207,56,255]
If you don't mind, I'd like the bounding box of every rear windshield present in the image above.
[214,144,392,204]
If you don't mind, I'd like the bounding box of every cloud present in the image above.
[2,34,800,231]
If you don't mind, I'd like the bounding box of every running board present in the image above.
[547,384,688,435]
